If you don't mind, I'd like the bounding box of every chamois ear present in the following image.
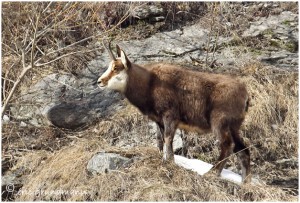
[116,44,122,57]
[116,44,131,70]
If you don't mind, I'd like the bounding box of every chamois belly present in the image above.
[178,122,211,134]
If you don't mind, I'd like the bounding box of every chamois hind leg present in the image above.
[179,130,189,157]
[212,124,234,176]
[230,127,251,183]
[156,122,164,152]
[162,112,178,161]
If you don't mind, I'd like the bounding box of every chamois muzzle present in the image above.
[97,77,106,88]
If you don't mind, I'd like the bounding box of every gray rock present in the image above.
[2,173,19,188]
[150,16,165,22]
[19,121,27,127]
[276,157,298,168]
[148,121,183,152]
[2,114,10,123]
[173,130,184,152]
[87,152,131,175]
[1,172,23,195]
[257,50,298,69]
[243,11,297,39]
[242,11,298,69]
[13,70,124,129]
[13,11,298,129]
[271,124,278,131]
[148,121,158,135]
[132,5,164,20]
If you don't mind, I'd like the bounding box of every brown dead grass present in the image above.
[241,63,298,161]
[15,63,298,201]
[16,140,296,201]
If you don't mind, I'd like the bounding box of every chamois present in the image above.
[98,42,251,183]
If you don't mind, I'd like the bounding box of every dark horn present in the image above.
[102,39,116,61]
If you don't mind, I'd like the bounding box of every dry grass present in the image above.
[2,2,298,201]
[13,63,298,201]
[241,63,298,161]
[16,140,296,201]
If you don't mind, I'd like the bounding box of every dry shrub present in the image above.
[11,150,50,175]
[240,63,298,163]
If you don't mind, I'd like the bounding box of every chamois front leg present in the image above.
[162,112,178,162]
[156,123,164,153]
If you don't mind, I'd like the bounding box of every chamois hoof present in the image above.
[204,168,220,178]
[162,154,174,164]
[242,174,252,184]
[157,147,163,154]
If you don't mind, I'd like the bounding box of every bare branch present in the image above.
[42,2,53,14]
[1,2,134,119]
[30,13,40,68]
[1,60,18,101]
[42,34,97,57]
[22,29,30,47]
[2,77,16,84]
[2,42,20,56]
[35,47,102,67]
[1,65,32,118]
[21,50,26,69]
[1,10,40,118]
[36,45,45,55]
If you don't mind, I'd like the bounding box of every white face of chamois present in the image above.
[98,51,129,93]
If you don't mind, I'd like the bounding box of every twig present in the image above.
[35,47,102,67]
[2,77,16,84]
[36,45,45,55]
[1,65,32,118]
[42,2,53,14]
[1,3,133,118]
[31,14,40,69]
[205,3,218,67]
[2,42,20,56]
[1,12,39,118]
[24,3,75,53]
[211,145,253,171]
[2,59,20,101]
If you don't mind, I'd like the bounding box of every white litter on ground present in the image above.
[174,155,260,185]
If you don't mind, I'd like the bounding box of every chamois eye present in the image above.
[113,67,121,72]
[111,66,117,72]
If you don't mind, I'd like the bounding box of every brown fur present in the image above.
[98,47,251,183]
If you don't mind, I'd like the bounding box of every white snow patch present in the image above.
[174,155,260,185]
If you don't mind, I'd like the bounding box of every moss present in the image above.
[268,38,298,53]
[282,20,291,26]
[284,41,298,53]
[269,39,281,48]
[262,29,274,37]
[250,48,262,56]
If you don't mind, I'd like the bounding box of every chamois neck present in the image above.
[124,64,154,113]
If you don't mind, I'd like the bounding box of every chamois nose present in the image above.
[97,77,103,86]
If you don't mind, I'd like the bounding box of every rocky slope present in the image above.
[2,2,298,201]
[8,9,298,130]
